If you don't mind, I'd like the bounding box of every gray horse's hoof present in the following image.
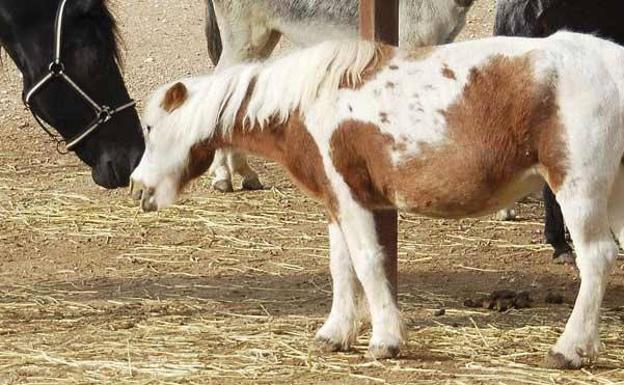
[553,251,575,265]
[212,179,233,193]
[495,208,516,221]
[242,177,264,191]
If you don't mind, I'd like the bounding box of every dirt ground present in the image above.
[1,0,623,384]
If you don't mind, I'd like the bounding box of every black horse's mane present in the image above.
[90,0,124,68]
[0,0,123,69]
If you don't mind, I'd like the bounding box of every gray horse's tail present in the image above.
[455,0,475,7]
[205,0,223,65]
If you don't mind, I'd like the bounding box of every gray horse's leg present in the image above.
[223,30,280,191]
[204,1,281,192]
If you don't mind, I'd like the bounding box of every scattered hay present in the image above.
[1,168,624,384]
[1,288,623,384]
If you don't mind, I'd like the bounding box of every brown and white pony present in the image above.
[204,0,475,192]
[131,32,624,368]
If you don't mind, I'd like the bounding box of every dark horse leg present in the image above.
[543,184,574,263]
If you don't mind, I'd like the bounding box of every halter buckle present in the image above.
[98,106,113,123]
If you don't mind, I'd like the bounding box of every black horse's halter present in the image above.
[22,0,136,154]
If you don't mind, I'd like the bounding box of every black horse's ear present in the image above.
[71,0,104,15]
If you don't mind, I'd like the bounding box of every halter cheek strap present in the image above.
[22,0,136,154]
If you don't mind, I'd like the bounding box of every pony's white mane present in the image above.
[169,40,381,144]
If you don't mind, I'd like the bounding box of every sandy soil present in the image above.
[1,0,623,384]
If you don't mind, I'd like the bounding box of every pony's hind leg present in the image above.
[547,185,618,368]
[315,221,360,352]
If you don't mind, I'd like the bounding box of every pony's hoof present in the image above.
[368,344,400,360]
[553,251,575,265]
[212,179,233,193]
[242,177,264,191]
[544,350,582,370]
[314,336,346,353]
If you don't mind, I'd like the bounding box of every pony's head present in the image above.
[131,80,217,212]
[0,0,144,188]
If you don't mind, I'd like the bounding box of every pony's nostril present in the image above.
[141,199,157,212]
[129,179,144,201]
[140,188,157,212]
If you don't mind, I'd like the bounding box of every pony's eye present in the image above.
[145,125,152,133]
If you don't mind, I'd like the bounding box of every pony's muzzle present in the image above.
[141,192,158,212]
[130,179,157,212]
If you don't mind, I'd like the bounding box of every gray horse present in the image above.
[204,0,475,192]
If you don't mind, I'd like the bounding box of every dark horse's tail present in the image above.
[205,0,223,65]
[455,0,475,7]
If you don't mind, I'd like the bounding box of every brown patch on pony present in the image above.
[180,140,217,191]
[442,54,566,193]
[339,44,396,90]
[182,78,338,214]
[225,110,338,214]
[536,131,567,189]
[330,121,395,209]
[329,54,566,216]
[161,82,188,113]
[442,65,456,80]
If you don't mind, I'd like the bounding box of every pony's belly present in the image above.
[393,167,544,219]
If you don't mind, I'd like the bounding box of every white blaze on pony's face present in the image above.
[131,81,207,212]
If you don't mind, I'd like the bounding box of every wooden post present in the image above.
[359,0,399,45]
[359,0,399,298]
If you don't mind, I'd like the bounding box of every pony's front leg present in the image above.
[337,206,404,359]
[315,221,360,352]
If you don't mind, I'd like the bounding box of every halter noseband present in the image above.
[22,0,136,154]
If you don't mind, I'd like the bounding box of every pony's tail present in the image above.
[205,0,223,65]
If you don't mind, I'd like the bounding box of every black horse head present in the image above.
[0,0,144,188]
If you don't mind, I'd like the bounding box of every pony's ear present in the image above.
[161,82,188,113]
